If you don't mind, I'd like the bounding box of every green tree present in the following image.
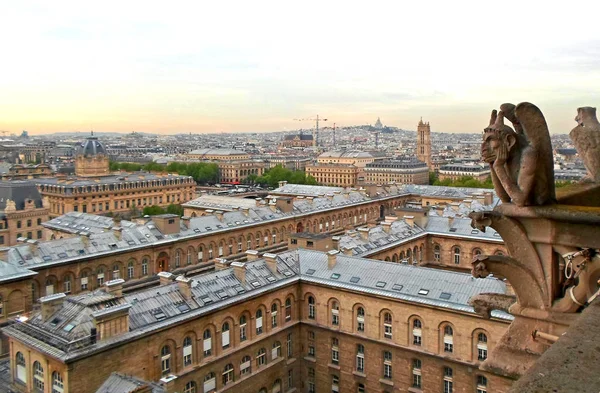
[428,171,438,185]
[142,205,166,216]
[166,204,184,216]
[433,175,494,189]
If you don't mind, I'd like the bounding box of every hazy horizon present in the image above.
[2,1,600,135]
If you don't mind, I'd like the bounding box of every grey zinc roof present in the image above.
[187,148,247,155]
[95,372,165,393]
[272,183,345,196]
[0,260,36,283]
[0,180,44,210]
[182,195,258,210]
[3,248,511,362]
[35,172,192,188]
[339,220,426,256]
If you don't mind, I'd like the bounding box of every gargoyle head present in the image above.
[482,110,518,163]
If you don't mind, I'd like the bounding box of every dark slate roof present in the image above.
[96,372,165,393]
[0,180,44,210]
[77,137,107,157]
[284,134,313,141]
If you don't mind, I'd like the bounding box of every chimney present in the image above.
[463,199,472,209]
[381,222,392,234]
[484,192,494,206]
[40,293,66,322]
[241,207,250,216]
[231,261,247,285]
[92,303,131,340]
[268,201,277,212]
[385,216,398,223]
[246,250,259,261]
[176,276,193,300]
[332,235,340,249]
[327,249,339,269]
[357,227,370,241]
[325,193,334,200]
[151,214,181,235]
[341,247,354,256]
[181,216,191,229]
[112,226,122,240]
[105,278,125,297]
[215,258,229,270]
[275,197,293,213]
[448,216,455,229]
[255,198,263,207]
[0,247,9,262]
[158,271,174,286]
[214,210,224,221]
[278,180,288,188]
[263,253,278,274]
[27,239,39,253]
[404,215,415,228]
[367,220,377,228]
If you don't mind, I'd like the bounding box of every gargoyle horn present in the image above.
[488,109,497,127]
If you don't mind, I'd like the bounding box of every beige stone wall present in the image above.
[306,165,359,187]
[4,207,49,246]
[0,278,32,324]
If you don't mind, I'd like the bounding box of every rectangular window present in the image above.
[256,316,263,334]
[183,345,192,366]
[240,323,247,342]
[308,345,315,357]
[81,277,88,290]
[287,333,293,358]
[203,338,212,356]
[356,354,364,372]
[287,369,293,390]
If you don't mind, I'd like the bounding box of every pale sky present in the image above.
[1,1,600,135]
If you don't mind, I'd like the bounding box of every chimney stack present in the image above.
[241,207,250,216]
[278,180,288,188]
[246,249,259,261]
[215,258,229,270]
[385,216,398,223]
[484,192,494,206]
[357,227,370,241]
[403,215,414,228]
[40,293,66,322]
[268,200,277,212]
[275,197,293,213]
[341,247,354,256]
[105,278,125,297]
[214,210,224,221]
[158,271,174,286]
[231,262,247,285]
[176,276,193,300]
[263,253,278,274]
[112,226,122,240]
[381,222,392,234]
[181,216,191,229]
[327,249,339,269]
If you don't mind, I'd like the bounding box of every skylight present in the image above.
[439,292,452,300]
[418,289,429,296]
[251,281,261,288]
[153,311,166,321]
[177,304,191,313]
[330,273,341,279]
[392,284,403,291]
[376,281,387,288]
[63,324,75,332]
[305,269,316,275]
[349,276,360,283]
[266,276,276,283]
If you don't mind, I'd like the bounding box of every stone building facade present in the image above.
[217,160,266,184]
[279,133,314,149]
[305,164,360,187]
[361,158,429,185]
[3,249,513,393]
[186,149,250,161]
[0,181,49,247]
[438,163,491,182]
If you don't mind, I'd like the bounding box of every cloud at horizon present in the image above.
[1,1,600,135]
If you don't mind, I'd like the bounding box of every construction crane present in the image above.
[293,115,327,147]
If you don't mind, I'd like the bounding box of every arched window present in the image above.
[273,378,282,393]
[271,303,278,328]
[478,333,488,361]
[473,249,482,258]
[256,348,266,366]
[52,371,64,393]
[222,322,230,349]
[443,325,454,353]
[383,312,393,339]
[453,247,461,264]
[187,248,192,265]
[160,345,171,375]
[142,258,148,276]
[412,318,422,346]
[308,296,316,319]
[256,309,263,334]
[80,271,89,291]
[477,375,488,393]
[412,359,422,388]
[285,298,292,321]
[203,372,216,393]
[33,361,44,391]
[356,344,365,372]
[272,341,281,359]
[127,261,134,279]
[239,315,247,342]
[183,336,193,367]
[15,352,26,384]
[240,355,251,375]
[184,381,197,393]
[356,307,365,332]
[198,246,204,262]
[203,329,212,356]
[97,267,105,286]
[222,363,234,385]
[331,301,340,326]
[434,244,441,261]
[112,264,120,279]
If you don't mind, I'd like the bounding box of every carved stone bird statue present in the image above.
[570,107,600,182]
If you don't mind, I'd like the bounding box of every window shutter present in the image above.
[222,331,230,347]
[203,338,212,352]
[256,317,263,329]
[183,345,192,357]
[204,377,216,391]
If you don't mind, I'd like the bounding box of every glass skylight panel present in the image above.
[283,271,293,277]
[251,281,261,288]
[305,269,316,275]
[418,289,429,296]
[330,273,341,280]
[392,284,403,291]
[63,324,76,332]
[439,292,452,300]
[376,281,387,288]
[154,311,166,321]
[266,276,276,283]
[471,229,479,234]
[216,291,228,299]
[177,303,191,313]
[234,285,245,293]
[349,276,360,283]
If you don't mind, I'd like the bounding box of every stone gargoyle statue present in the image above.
[570,106,600,183]
[481,102,555,206]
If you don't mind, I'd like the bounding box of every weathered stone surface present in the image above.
[571,106,600,183]
[481,102,555,206]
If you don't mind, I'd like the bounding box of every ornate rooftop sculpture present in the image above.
[482,102,555,206]
[570,106,600,183]
[470,102,600,385]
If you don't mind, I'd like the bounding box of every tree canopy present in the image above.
[253,165,317,188]
[109,161,219,184]
[142,204,184,216]
[432,174,494,189]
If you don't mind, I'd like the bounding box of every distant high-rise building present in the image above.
[416,118,432,170]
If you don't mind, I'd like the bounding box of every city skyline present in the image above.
[2,1,600,135]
